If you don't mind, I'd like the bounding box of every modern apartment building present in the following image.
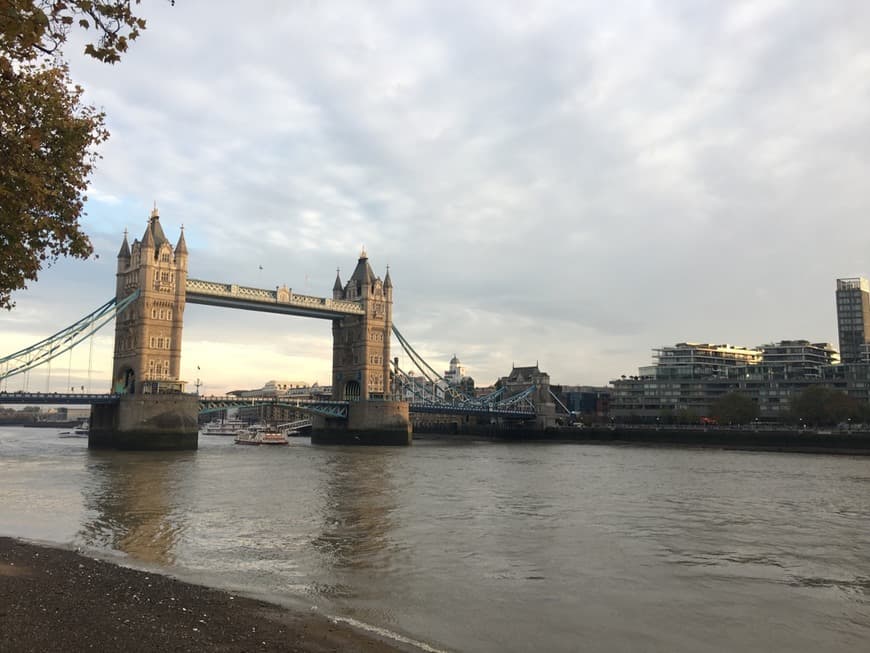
[611,340,843,420]
[609,276,870,421]
[759,340,840,377]
[836,277,870,364]
[650,343,762,379]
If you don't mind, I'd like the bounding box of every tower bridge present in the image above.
[100,207,406,447]
[1,208,551,449]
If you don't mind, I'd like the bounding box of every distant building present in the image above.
[443,355,467,386]
[650,343,762,379]
[551,385,610,421]
[759,340,839,378]
[610,340,846,420]
[836,277,870,364]
[57,407,91,421]
[228,381,331,400]
[497,364,556,427]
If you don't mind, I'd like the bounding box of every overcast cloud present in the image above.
[4,0,870,394]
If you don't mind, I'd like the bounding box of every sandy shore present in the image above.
[0,537,423,652]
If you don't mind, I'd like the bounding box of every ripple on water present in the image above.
[2,429,870,653]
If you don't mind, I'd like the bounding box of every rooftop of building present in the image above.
[836,277,869,291]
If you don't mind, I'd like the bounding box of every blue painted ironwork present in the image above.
[197,395,348,419]
[0,290,140,383]
[391,325,476,404]
[0,391,120,405]
[274,401,348,419]
[409,402,534,419]
[277,418,312,432]
[392,325,538,417]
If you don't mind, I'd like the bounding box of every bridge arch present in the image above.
[343,380,361,401]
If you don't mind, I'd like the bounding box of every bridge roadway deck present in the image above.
[1,392,538,419]
[185,278,365,319]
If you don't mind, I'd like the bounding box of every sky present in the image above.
[4,0,870,395]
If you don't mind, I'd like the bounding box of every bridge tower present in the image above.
[90,207,197,451]
[112,207,188,395]
[331,249,392,401]
[318,249,410,444]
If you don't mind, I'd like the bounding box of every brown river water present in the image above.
[1,426,868,652]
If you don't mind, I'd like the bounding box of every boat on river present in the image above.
[59,421,89,438]
[201,418,248,436]
[234,425,288,446]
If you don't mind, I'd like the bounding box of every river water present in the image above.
[0,426,868,652]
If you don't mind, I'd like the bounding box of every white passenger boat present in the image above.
[201,418,249,436]
[234,425,288,446]
[59,420,89,438]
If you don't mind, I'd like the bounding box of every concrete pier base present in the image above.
[311,400,412,445]
[89,394,199,450]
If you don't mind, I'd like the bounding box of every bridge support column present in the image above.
[89,394,199,450]
[311,400,412,445]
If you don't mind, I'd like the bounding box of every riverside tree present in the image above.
[789,385,858,426]
[0,1,162,310]
[710,391,759,425]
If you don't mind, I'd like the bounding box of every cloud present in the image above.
[4,1,870,392]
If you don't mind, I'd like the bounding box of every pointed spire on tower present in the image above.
[349,249,375,284]
[117,229,131,259]
[141,215,155,249]
[384,264,392,288]
[333,267,343,292]
[148,203,168,248]
[174,224,188,255]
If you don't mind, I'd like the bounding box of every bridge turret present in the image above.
[116,230,131,299]
[174,226,188,263]
[332,251,392,401]
[140,211,156,253]
[333,268,343,300]
[117,231,131,261]
[384,265,392,303]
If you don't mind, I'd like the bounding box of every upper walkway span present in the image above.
[185,278,365,319]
